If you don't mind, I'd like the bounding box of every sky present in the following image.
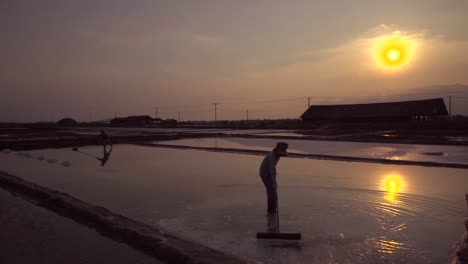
[1,0,468,122]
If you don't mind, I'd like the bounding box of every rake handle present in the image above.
[275,187,279,233]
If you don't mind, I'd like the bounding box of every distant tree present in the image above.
[57,118,78,127]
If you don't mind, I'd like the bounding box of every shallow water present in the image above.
[255,132,309,137]
[0,145,466,263]
[0,188,161,264]
[158,137,468,165]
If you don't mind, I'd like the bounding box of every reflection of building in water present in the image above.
[381,174,405,203]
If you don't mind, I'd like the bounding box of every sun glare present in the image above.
[387,49,400,61]
[381,174,405,203]
[373,33,417,70]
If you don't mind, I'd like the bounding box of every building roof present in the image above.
[300,98,448,120]
[111,115,153,123]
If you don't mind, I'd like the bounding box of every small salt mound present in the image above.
[2,149,11,154]
[15,152,32,158]
[61,161,72,167]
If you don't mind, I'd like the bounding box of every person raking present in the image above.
[256,142,301,240]
[259,142,288,214]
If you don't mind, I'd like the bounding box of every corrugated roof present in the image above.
[300,98,448,120]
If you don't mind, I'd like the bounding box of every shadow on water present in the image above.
[257,240,303,249]
[257,214,303,250]
[97,145,113,167]
[72,146,113,167]
[72,129,113,167]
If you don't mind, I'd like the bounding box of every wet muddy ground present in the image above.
[1,145,466,263]
[0,187,162,264]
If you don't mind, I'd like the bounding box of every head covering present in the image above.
[274,142,288,156]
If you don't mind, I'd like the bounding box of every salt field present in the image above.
[67,127,294,136]
[1,145,467,263]
[158,137,468,165]
[0,188,161,264]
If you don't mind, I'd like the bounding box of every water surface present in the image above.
[158,137,468,165]
[1,145,466,263]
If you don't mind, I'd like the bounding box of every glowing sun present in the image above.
[373,34,417,70]
[387,49,400,61]
[381,174,405,203]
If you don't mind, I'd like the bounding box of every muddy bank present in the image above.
[455,194,468,263]
[141,143,468,169]
[0,171,255,264]
[231,133,468,146]
[0,133,184,151]
[0,188,162,264]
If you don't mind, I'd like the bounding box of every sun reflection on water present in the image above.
[377,239,406,254]
[381,174,405,203]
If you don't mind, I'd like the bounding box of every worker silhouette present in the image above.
[97,129,113,167]
[97,144,112,167]
[100,129,112,146]
[259,142,288,214]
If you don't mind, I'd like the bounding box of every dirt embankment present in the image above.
[141,143,468,169]
[455,194,468,263]
[0,171,257,264]
[0,127,185,151]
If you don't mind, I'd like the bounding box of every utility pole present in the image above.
[213,103,219,121]
[246,110,249,121]
[449,96,452,119]
[155,107,158,119]
[308,97,311,108]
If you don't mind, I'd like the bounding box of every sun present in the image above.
[372,33,417,70]
[387,49,400,61]
[381,174,406,203]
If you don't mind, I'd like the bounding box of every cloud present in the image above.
[246,24,468,90]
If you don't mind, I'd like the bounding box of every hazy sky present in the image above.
[2,0,468,122]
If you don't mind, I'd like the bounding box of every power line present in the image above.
[82,90,468,121]
[129,92,468,114]
[220,97,305,105]
[307,90,468,99]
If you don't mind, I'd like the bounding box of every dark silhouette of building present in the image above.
[301,98,449,122]
[161,118,178,127]
[57,118,78,126]
[153,118,163,125]
[110,115,154,126]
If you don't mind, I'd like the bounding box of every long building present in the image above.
[300,98,449,122]
[110,115,154,126]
